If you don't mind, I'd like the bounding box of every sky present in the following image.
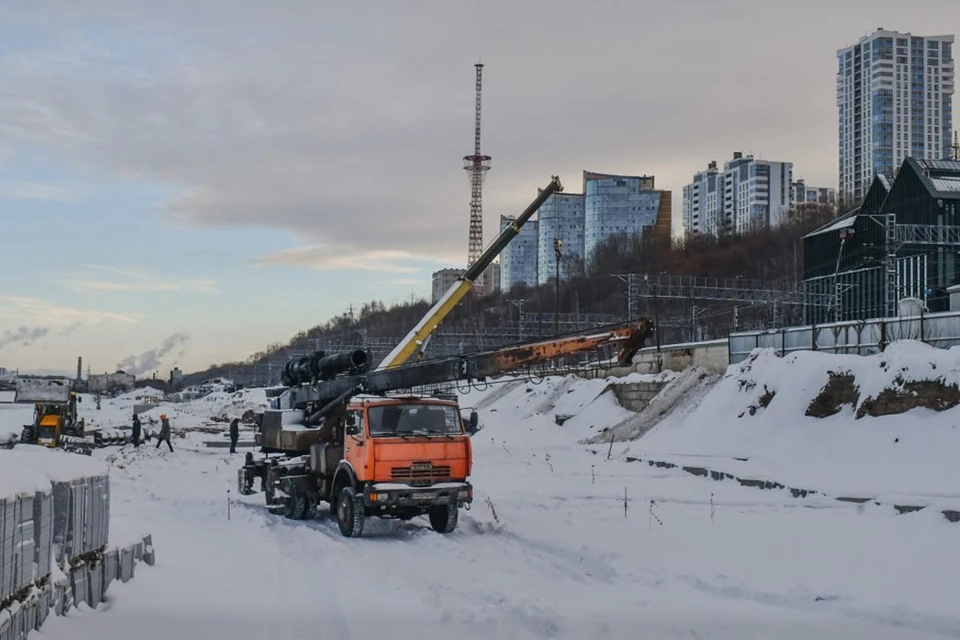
[0,0,958,377]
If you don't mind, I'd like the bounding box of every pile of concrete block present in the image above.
[0,447,154,640]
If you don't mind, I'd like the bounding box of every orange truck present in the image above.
[238,320,652,537]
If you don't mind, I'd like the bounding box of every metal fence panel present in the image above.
[730,310,960,364]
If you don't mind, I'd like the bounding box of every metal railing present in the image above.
[729,310,960,363]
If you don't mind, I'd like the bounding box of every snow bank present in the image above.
[630,343,960,500]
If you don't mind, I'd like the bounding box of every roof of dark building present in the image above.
[910,158,960,198]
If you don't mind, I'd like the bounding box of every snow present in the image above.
[631,343,960,502]
[6,348,960,638]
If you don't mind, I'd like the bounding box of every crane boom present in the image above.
[376,175,564,370]
[278,319,654,419]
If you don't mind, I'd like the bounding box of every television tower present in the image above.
[464,62,491,268]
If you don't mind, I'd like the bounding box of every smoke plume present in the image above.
[0,325,50,350]
[116,332,191,376]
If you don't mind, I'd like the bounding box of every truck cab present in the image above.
[335,396,473,535]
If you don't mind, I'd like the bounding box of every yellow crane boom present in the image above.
[377,175,563,370]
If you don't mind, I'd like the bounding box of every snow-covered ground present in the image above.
[628,343,960,505]
[2,358,959,638]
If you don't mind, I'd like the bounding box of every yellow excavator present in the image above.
[16,378,86,449]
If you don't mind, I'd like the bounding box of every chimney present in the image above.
[77,356,82,380]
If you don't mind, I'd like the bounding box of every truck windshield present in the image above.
[367,403,462,437]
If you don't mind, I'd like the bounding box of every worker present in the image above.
[229,417,240,454]
[156,414,173,452]
[132,413,142,448]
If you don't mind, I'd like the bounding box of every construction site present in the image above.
[2,38,960,640]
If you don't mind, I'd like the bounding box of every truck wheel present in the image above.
[336,487,365,537]
[20,427,34,444]
[304,497,318,520]
[428,504,459,534]
[285,494,307,520]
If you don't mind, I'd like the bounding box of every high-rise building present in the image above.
[499,215,538,293]
[682,161,723,236]
[583,171,671,265]
[837,28,955,202]
[683,153,794,236]
[537,192,585,285]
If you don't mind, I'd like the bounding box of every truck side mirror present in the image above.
[345,423,359,436]
[466,410,480,435]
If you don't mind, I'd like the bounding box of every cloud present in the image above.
[62,264,218,293]
[116,332,190,376]
[252,246,454,274]
[58,321,82,337]
[385,278,423,287]
[0,296,138,327]
[0,325,50,350]
[0,0,957,262]
[1,182,77,201]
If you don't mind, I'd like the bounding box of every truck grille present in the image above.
[390,463,451,482]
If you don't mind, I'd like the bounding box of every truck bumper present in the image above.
[364,482,473,509]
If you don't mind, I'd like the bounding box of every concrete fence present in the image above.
[0,448,153,640]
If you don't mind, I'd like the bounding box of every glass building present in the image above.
[583,171,665,263]
[499,215,538,292]
[537,192,585,285]
[837,29,955,202]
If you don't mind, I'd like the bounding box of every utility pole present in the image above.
[553,238,563,336]
[627,273,637,321]
[653,276,661,352]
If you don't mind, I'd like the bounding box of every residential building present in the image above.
[482,262,500,296]
[804,158,960,323]
[792,180,838,207]
[537,191,585,285]
[682,161,723,235]
[499,215,538,292]
[431,268,465,303]
[837,28,955,202]
[583,170,671,264]
[683,153,794,236]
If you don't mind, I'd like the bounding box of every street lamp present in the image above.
[553,238,563,336]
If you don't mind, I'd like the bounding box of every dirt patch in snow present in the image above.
[857,380,960,417]
[806,372,860,418]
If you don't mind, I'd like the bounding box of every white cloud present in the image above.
[253,245,455,274]
[62,264,218,293]
[385,278,424,287]
[0,296,138,327]
[2,181,77,201]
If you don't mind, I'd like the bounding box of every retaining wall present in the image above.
[609,382,669,411]
[577,339,730,380]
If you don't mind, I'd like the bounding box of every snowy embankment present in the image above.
[11,362,960,638]
[624,342,960,508]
